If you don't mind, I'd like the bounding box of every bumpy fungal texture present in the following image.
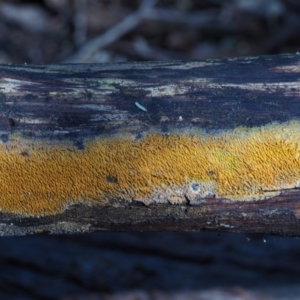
[1,120,300,216]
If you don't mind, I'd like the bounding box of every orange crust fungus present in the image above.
[1,120,300,216]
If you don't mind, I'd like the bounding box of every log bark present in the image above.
[0,231,298,299]
[0,54,300,236]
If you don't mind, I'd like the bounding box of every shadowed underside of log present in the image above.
[0,54,300,235]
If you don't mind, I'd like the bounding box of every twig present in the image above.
[64,0,157,63]
[73,0,87,47]
[145,8,219,27]
[115,37,184,61]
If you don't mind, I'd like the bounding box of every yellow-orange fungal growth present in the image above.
[2,120,300,216]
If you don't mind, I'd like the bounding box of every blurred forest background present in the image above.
[0,0,299,63]
[1,0,300,299]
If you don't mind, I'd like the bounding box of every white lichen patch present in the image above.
[146,181,216,206]
[185,181,216,204]
[148,183,187,205]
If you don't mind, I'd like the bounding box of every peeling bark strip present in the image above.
[1,54,300,235]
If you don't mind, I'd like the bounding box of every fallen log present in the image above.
[0,54,300,236]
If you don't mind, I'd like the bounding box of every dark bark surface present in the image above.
[1,54,300,140]
[3,193,300,237]
[0,232,300,300]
